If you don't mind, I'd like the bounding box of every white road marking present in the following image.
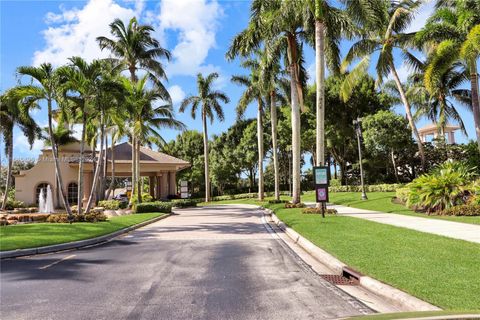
[39,254,76,270]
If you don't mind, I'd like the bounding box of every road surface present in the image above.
[1,204,371,320]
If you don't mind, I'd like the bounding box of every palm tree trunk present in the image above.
[391,150,400,183]
[257,98,264,201]
[96,123,105,203]
[390,63,425,170]
[270,91,280,201]
[136,139,142,203]
[106,133,116,199]
[290,68,302,204]
[469,61,480,151]
[129,136,136,206]
[202,111,210,202]
[315,18,326,167]
[85,116,105,213]
[101,129,108,200]
[47,98,72,216]
[77,114,87,214]
[1,131,12,210]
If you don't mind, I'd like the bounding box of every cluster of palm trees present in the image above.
[210,0,479,204]
[0,17,183,215]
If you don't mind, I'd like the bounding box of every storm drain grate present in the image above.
[320,274,358,286]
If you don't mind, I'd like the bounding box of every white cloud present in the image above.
[14,135,44,154]
[168,85,185,105]
[157,0,223,77]
[33,0,142,66]
[406,1,435,33]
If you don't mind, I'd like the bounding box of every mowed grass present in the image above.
[303,191,480,225]
[0,213,165,251]
[268,203,480,310]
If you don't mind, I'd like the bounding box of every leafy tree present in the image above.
[362,110,414,182]
[180,72,230,202]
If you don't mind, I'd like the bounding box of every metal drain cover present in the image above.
[320,274,358,286]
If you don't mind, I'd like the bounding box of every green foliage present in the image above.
[98,200,120,210]
[438,204,480,217]
[0,199,25,210]
[301,207,338,215]
[130,193,154,204]
[406,161,475,212]
[329,184,403,193]
[285,202,305,208]
[268,199,288,204]
[46,212,107,223]
[172,199,198,208]
[395,187,410,203]
[135,201,172,213]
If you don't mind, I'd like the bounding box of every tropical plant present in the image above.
[416,0,480,150]
[97,16,171,202]
[15,63,74,217]
[341,0,426,169]
[227,0,308,203]
[231,55,268,200]
[123,75,184,204]
[406,161,476,213]
[179,72,230,202]
[0,91,40,209]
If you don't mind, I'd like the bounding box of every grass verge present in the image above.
[303,191,480,225]
[0,213,165,251]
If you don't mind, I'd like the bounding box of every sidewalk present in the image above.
[306,203,480,244]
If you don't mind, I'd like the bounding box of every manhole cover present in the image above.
[320,274,357,286]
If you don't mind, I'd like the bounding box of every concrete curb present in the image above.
[260,206,441,312]
[1,213,171,259]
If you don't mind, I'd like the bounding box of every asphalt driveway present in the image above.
[0,204,371,320]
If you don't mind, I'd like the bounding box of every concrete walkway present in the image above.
[314,203,480,244]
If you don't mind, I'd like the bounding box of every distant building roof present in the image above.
[106,142,190,166]
[418,123,460,134]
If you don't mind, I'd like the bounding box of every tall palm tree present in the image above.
[123,75,184,203]
[97,17,171,201]
[0,91,40,209]
[231,56,266,200]
[180,73,230,202]
[417,0,480,150]
[341,0,427,169]
[15,63,74,216]
[227,0,308,203]
[302,0,353,167]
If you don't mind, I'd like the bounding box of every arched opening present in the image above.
[67,182,78,205]
[35,183,50,204]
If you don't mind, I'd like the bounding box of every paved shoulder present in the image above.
[1,204,370,320]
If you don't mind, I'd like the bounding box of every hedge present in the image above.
[329,183,404,193]
[438,204,480,216]
[98,200,120,210]
[135,201,172,213]
[172,199,198,208]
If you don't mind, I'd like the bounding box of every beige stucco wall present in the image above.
[15,148,79,207]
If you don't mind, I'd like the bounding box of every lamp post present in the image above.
[353,118,368,200]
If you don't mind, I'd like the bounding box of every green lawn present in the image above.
[0,213,165,251]
[303,191,480,225]
[270,204,480,310]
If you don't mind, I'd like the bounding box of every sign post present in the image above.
[313,166,330,218]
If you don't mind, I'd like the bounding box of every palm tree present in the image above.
[417,0,480,150]
[15,63,74,216]
[123,75,185,203]
[302,0,353,167]
[180,73,230,202]
[341,0,427,169]
[97,16,171,201]
[227,0,308,204]
[231,56,266,200]
[0,91,40,209]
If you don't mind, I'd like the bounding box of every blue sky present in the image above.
[0,0,476,162]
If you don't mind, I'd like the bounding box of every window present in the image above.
[68,182,78,205]
[35,183,49,204]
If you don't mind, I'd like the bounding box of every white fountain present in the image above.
[45,185,54,213]
[39,188,46,213]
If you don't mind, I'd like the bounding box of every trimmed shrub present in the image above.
[0,199,25,210]
[172,199,198,208]
[46,212,107,223]
[438,204,480,216]
[135,201,172,213]
[84,211,107,222]
[395,187,409,204]
[302,208,338,215]
[285,202,305,208]
[47,214,69,223]
[329,184,404,193]
[268,199,288,204]
[98,200,120,210]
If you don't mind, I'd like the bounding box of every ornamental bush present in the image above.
[438,204,480,216]
[135,201,172,213]
[302,207,337,215]
[285,202,305,208]
[98,200,120,210]
[172,199,198,208]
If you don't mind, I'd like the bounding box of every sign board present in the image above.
[313,166,330,203]
[180,180,189,199]
[180,180,188,187]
